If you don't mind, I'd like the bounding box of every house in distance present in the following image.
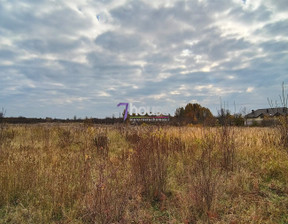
[245,107,288,126]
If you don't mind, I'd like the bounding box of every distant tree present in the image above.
[175,107,185,118]
[0,108,6,125]
[184,103,198,123]
[185,103,215,125]
[268,82,288,148]
[232,113,245,126]
[121,109,130,124]
[0,108,6,138]
[217,108,232,126]
[0,108,5,118]
[174,103,215,125]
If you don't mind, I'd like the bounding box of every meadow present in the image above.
[0,123,288,223]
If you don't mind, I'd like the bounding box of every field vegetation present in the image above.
[1,123,288,223]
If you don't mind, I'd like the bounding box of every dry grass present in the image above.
[0,124,288,223]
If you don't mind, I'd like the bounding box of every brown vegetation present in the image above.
[1,124,288,223]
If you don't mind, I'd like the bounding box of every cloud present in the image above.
[95,31,146,53]
[257,19,288,37]
[0,49,17,60]
[17,38,86,54]
[260,40,288,53]
[267,0,288,12]
[0,0,287,118]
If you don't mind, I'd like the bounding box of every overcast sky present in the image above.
[0,0,287,118]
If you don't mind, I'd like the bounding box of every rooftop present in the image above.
[245,107,288,119]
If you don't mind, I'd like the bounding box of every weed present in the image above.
[0,124,288,223]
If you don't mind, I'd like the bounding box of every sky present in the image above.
[0,0,287,119]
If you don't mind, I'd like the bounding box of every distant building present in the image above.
[245,107,288,126]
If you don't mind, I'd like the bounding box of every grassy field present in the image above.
[0,123,288,223]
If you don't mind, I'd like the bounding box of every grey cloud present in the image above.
[270,0,288,12]
[95,31,145,53]
[0,49,17,60]
[0,0,287,118]
[228,5,272,24]
[228,54,288,88]
[145,53,173,64]
[87,51,142,80]
[0,2,92,36]
[256,19,288,36]
[18,38,87,54]
[87,51,122,67]
[189,28,250,60]
[260,40,288,53]
[110,1,212,38]
[0,4,37,32]
[111,1,165,32]
[155,30,196,48]
[42,8,92,35]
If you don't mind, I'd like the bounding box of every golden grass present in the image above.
[0,124,288,223]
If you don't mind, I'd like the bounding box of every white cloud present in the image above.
[0,0,287,118]
[246,87,254,92]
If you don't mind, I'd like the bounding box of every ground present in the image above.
[0,124,288,223]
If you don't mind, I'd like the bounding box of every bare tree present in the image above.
[0,108,4,118]
[0,108,6,143]
[268,82,288,148]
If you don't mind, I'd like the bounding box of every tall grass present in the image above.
[0,124,288,223]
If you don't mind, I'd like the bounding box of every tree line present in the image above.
[173,103,244,126]
[0,103,245,126]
